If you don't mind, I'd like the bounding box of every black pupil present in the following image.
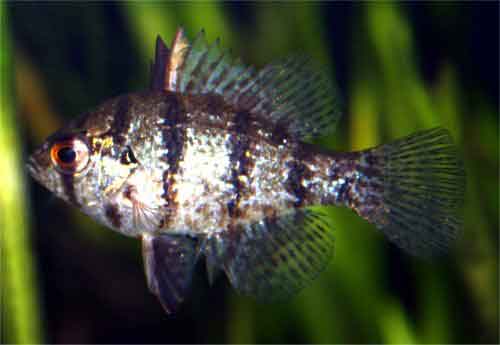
[57,147,76,164]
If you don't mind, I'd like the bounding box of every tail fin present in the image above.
[361,128,465,257]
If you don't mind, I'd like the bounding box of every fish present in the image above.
[27,28,465,314]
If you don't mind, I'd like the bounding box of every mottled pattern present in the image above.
[236,138,297,223]
[226,111,251,219]
[172,126,234,232]
[158,93,186,228]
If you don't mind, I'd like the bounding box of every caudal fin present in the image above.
[363,128,465,257]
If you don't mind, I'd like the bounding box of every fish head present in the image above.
[27,96,137,230]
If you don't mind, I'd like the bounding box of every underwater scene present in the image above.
[1,2,498,344]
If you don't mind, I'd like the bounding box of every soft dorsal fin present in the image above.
[151,28,342,140]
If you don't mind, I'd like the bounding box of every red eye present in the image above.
[50,137,90,174]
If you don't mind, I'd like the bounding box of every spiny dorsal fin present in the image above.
[150,35,169,91]
[150,28,190,92]
[151,28,342,140]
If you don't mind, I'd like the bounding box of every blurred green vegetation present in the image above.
[0,2,43,343]
[2,2,498,344]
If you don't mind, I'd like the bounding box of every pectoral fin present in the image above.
[141,233,200,314]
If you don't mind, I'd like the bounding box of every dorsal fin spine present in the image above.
[198,40,224,91]
[180,30,209,92]
[212,58,234,93]
[215,60,244,95]
[186,49,210,93]
[207,54,231,92]
[192,39,223,93]
[233,66,257,105]
[166,28,190,91]
[248,71,278,115]
[200,39,225,90]
[177,44,196,92]
[220,63,252,100]
[150,35,170,91]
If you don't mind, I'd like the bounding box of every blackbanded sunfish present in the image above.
[27,28,465,314]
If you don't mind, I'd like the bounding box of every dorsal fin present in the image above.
[150,28,190,92]
[151,28,342,140]
[150,35,169,91]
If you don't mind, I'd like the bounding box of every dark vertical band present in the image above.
[286,146,310,208]
[326,152,363,206]
[227,111,251,218]
[60,174,78,206]
[160,93,187,226]
[112,95,133,146]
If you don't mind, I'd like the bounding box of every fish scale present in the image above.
[27,28,465,314]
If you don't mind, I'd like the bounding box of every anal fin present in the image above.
[142,233,200,314]
[205,208,335,302]
[203,233,227,286]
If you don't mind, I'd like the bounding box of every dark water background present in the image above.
[2,2,498,344]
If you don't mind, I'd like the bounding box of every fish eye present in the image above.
[50,137,90,174]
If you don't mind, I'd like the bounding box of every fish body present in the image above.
[30,90,360,236]
[28,28,465,313]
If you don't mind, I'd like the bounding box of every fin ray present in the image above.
[142,234,200,314]
[151,29,342,140]
[150,28,190,92]
[150,35,170,91]
[365,128,465,256]
[205,208,335,302]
